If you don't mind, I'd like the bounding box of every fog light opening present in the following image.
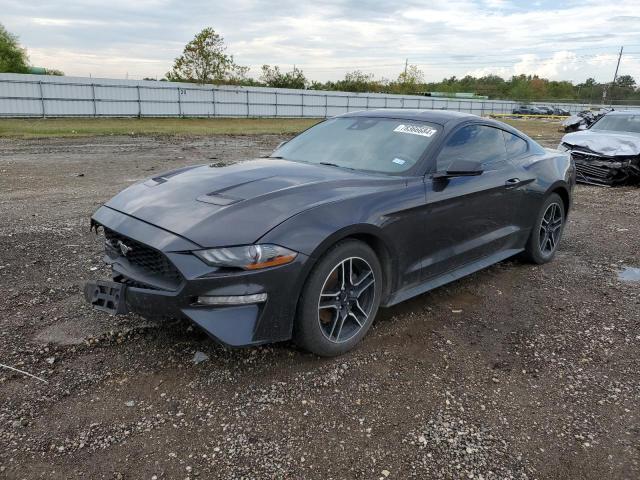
[196,293,268,306]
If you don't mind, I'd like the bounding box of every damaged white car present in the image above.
[559,110,640,186]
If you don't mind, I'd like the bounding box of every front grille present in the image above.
[570,151,630,186]
[570,149,640,186]
[571,151,603,163]
[103,228,183,289]
[575,162,611,179]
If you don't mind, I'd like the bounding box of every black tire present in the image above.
[522,193,565,264]
[294,239,383,357]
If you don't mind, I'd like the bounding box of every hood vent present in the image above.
[196,192,243,206]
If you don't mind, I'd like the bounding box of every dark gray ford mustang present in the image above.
[85,110,574,356]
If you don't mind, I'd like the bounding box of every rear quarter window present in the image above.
[502,131,529,158]
[436,124,507,171]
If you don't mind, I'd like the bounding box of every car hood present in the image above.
[561,130,640,156]
[104,158,401,248]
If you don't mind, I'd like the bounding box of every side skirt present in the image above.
[383,248,523,307]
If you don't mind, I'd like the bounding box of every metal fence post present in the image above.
[300,92,304,117]
[211,88,216,117]
[177,87,182,117]
[91,82,97,117]
[346,95,350,113]
[274,91,278,117]
[246,90,250,117]
[38,81,45,118]
[136,85,141,118]
[325,95,328,118]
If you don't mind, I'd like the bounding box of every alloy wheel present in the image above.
[539,202,563,255]
[317,257,376,343]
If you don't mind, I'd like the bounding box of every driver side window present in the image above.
[437,125,508,172]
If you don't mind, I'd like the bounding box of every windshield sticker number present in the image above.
[392,158,406,165]
[393,124,437,137]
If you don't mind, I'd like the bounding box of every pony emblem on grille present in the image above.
[117,240,133,256]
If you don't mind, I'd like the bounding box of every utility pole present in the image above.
[404,58,408,77]
[612,46,624,85]
[603,46,623,105]
[610,46,624,106]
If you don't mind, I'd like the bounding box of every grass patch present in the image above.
[497,117,564,141]
[0,115,564,145]
[0,117,321,138]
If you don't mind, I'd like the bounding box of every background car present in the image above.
[85,110,575,356]
[512,105,545,115]
[560,110,640,185]
[536,106,555,115]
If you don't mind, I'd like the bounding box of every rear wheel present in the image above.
[294,240,382,357]
[523,193,565,264]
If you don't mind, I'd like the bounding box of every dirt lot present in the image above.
[0,123,639,479]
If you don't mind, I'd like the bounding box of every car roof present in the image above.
[337,108,527,135]
[338,109,476,126]
[605,109,640,116]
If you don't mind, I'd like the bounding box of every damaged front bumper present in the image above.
[568,149,640,186]
[84,206,309,347]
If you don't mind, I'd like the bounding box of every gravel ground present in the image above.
[0,130,638,479]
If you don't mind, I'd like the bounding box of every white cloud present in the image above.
[2,0,639,83]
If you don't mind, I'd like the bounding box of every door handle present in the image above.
[505,178,520,187]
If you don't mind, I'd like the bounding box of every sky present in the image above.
[2,0,640,83]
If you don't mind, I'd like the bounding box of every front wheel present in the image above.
[523,193,565,264]
[294,240,383,357]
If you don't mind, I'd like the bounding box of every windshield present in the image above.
[272,117,440,173]
[591,114,640,134]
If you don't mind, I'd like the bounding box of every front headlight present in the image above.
[193,244,298,270]
[557,142,571,152]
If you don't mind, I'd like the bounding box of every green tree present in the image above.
[167,28,244,84]
[224,65,260,85]
[509,75,534,101]
[0,24,29,73]
[610,74,637,103]
[391,64,424,93]
[398,65,424,85]
[615,75,636,88]
[336,70,380,92]
[475,75,508,98]
[575,78,602,103]
[308,80,327,90]
[260,65,307,89]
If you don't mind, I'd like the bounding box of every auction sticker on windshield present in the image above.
[393,124,437,137]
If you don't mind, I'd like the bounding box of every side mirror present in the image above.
[433,159,483,179]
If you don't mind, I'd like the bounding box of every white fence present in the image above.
[0,73,634,118]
